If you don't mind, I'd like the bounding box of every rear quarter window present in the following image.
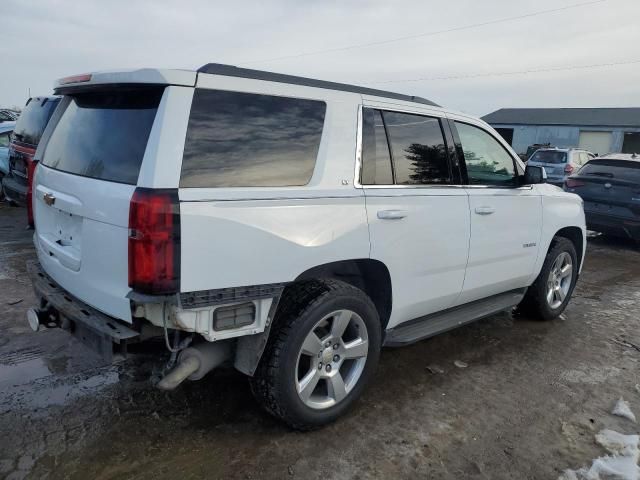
[41,88,163,185]
[180,89,326,188]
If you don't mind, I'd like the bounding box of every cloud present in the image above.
[1,0,638,115]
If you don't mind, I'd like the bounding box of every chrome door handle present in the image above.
[377,210,408,220]
[474,206,495,215]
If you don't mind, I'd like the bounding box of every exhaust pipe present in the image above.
[26,308,50,332]
[157,341,231,391]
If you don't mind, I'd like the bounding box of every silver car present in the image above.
[527,148,595,186]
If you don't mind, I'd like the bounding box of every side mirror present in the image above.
[523,165,547,185]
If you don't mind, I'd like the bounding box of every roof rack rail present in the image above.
[197,63,439,107]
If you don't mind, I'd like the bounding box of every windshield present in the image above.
[41,87,163,185]
[13,98,59,146]
[579,160,640,184]
[529,150,567,164]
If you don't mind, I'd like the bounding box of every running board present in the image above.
[384,289,526,347]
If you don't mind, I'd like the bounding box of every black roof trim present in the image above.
[197,63,440,107]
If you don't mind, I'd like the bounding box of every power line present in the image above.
[359,59,640,84]
[239,0,608,65]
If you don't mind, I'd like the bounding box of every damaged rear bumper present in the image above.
[27,261,139,362]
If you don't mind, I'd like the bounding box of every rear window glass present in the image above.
[580,160,640,183]
[41,88,163,185]
[529,150,567,164]
[13,97,60,146]
[180,89,326,188]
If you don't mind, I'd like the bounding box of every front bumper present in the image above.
[27,261,139,361]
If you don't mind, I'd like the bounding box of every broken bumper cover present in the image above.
[27,261,139,361]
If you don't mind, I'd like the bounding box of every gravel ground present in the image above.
[1,202,639,480]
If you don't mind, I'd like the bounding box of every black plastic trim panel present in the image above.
[180,282,288,309]
[384,288,526,347]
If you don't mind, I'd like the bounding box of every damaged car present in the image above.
[26,65,586,429]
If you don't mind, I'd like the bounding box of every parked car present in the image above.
[0,109,19,122]
[25,66,586,429]
[2,96,60,225]
[0,123,15,200]
[527,147,594,186]
[520,143,553,162]
[564,153,640,241]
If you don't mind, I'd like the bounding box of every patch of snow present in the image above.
[560,366,621,385]
[558,429,640,480]
[613,398,637,423]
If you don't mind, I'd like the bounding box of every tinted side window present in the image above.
[455,122,516,186]
[181,89,326,188]
[383,111,451,185]
[361,108,393,185]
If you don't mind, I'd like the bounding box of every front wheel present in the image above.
[517,237,579,320]
[250,279,381,430]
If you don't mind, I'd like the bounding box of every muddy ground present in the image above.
[1,202,639,480]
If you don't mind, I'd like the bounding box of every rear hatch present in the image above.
[527,150,568,183]
[565,160,640,220]
[34,86,164,321]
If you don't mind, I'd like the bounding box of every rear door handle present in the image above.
[474,206,495,215]
[377,210,408,220]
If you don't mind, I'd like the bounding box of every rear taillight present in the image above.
[565,178,585,189]
[564,164,575,174]
[128,188,180,294]
[26,159,38,228]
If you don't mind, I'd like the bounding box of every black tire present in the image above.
[516,236,578,321]
[250,279,381,430]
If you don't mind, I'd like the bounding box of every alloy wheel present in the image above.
[546,252,573,309]
[295,309,369,410]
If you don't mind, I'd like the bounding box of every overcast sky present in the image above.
[2,0,638,116]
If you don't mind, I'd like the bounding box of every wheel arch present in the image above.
[294,259,393,330]
[553,226,584,268]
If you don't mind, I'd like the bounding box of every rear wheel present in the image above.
[517,237,578,320]
[250,279,381,430]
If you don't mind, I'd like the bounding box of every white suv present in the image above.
[27,64,586,429]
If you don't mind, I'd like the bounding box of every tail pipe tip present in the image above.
[27,308,46,332]
[157,341,231,391]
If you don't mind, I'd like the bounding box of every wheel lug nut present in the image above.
[333,344,339,350]
[325,364,332,372]
[325,341,331,347]
[333,355,340,362]
[318,362,323,370]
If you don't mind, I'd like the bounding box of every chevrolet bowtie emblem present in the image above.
[43,193,56,206]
